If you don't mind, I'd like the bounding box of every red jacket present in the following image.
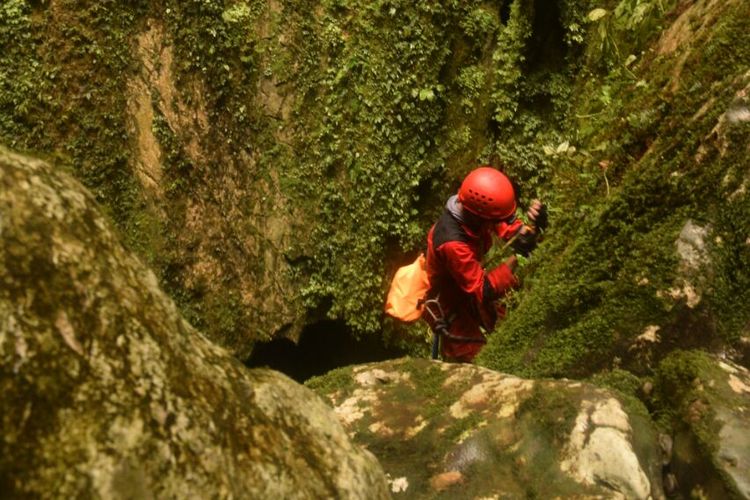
[425,201,522,362]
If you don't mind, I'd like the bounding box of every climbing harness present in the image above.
[421,297,486,360]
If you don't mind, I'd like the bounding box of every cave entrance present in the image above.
[245,320,408,383]
[525,0,567,74]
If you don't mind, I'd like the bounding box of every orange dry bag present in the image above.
[385,253,430,322]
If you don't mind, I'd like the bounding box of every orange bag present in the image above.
[385,254,431,322]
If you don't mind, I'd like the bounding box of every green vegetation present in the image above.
[305,364,356,396]
[517,382,579,446]
[478,0,750,377]
[0,0,275,350]
[4,2,750,496]
[512,383,587,498]
[652,350,720,434]
[307,359,650,498]
[590,368,653,423]
[0,0,151,253]
[650,350,749,497]
[1,0,748,370]
[307,359,481,497]
[287,0,583,341]
[289,0,468,334]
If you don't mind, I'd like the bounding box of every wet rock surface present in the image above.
[0,147,389,499]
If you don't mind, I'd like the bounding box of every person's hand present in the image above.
[511,225,539,257]
[527,200,548,232]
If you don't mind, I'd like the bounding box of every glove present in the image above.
[511,225,539,257]
[527,200,548,232]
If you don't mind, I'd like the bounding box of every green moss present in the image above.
[305,364,355,397]
[591,367,642,396]
[150,105,194,197]
[590,368,654,423]
[650,350,750,497]
[0,2,151,249]
[288,0,461,334]
[403,360,459,420]
[519,383,579,444]
[478,0,750,378]
[477,201,685,377]
[706,131,750,344]
[507,383,590,498]
[0,0,35,141]
[490,0,533,125]
[652,349,750,497]
[3,0,748,358]
[652,350,718,428]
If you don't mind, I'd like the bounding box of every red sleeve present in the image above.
[486,264,518,297]
[439,242,517,302]
[440,241,486,302]
[496,219,523,240]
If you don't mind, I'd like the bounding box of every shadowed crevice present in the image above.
[245,320,407,382]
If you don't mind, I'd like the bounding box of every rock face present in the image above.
[0,147,389,499]
[474,0,750,380]
[308,357,664,499]
[655,351,750,498]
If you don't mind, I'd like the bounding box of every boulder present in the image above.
[308,357,664,499]
[654,350,750,498]
[0,146,389,499]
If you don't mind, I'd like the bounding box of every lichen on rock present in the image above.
[309,357,664,499]
[560,398,651,498]
[0,146,389,499]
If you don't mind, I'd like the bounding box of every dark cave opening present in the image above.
[500,0,512,25]
[525,0,567,74]
[508,0,570,121]
[245,320,408,383]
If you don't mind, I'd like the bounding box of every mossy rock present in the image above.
[653,350,750,498]
[308,357,664,499]
[478,0,750,379]
[0,146,389,499]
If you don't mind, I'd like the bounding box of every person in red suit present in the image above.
[424,166,546,362]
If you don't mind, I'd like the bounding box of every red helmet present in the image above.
[458,166,517,220]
